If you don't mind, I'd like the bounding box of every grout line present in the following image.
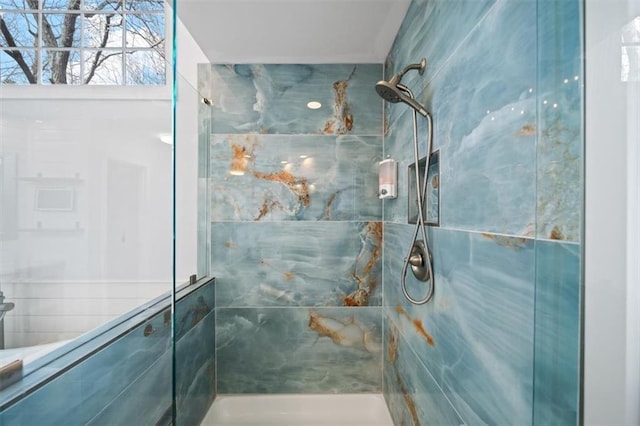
[214,306,384,310]
[209,133,385,138]
[209,220,384,224]
[383,222,581,246]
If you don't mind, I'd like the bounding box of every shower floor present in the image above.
[201,393,394,426]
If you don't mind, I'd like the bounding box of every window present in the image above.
[0,0,166,85]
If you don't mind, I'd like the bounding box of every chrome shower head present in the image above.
[375,80,404,103]
[375,80,429,117]
[375,58,429,117]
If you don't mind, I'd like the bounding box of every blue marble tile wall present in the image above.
[0,281,216,425]
[382,0,583,425]
[204,64,385,394]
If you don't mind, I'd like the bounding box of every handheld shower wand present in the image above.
[376,59,435,305]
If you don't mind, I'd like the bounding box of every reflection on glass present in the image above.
[0,153,19,240]
[621,16,640,82]
[34,188,76,211]
[621,46,640,82]
[0,98,172,354]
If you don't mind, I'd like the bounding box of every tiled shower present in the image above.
[382,0,581,424]
[0,0,586,423]
[200,0,582,424]
[202,64,386,394]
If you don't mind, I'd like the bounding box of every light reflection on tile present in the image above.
[208,64,383,135]
[536,0,583,242]
[384,0,497,131]
[385,0,539,237]
[210,134,382,221]
[431,0,538,237]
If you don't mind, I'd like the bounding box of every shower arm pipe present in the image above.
[389,60,426,85]
[398,85,435,305]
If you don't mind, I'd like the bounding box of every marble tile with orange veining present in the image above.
[383,316,464,426]
[207,64,382,136]
[210,134,382,221]
[212,221,383,308]
[216,307,382,394]
[383,223,535,425]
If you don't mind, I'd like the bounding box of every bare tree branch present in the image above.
[84,0,123,18]
[1,0,164,85]
[60,0,82,48]
[85,50,122,82]
[84,14,113,83]
[0,17,37,83]
[127,16,164,58]
[25,0,56,50]
[50,0,81,83]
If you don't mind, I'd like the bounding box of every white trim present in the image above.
[0,84,171,100]
[584,0,640,424]
[625,76,640,426]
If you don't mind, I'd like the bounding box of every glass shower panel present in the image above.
[0,0,209,420]
[0,86,174,420]
[534,0,584,424]
[196,64,211,280]
[172,55,217,426]
[0,96,174,345]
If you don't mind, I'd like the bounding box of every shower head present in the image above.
[375,80,404,103]
[375,80,429,117]
[375,58,429,117]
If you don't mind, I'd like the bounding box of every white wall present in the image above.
[584,0,640,424]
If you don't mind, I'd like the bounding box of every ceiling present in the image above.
[176,0,411,63]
